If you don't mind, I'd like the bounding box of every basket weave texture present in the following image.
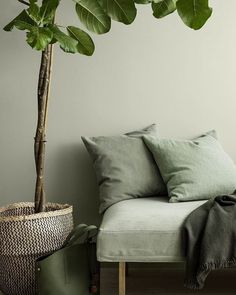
[0,202,73,295]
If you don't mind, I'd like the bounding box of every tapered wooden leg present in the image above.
[119,262,126,295]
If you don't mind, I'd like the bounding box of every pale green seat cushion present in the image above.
[82,124,166,213]
[97,197,206,262]
[143,134,236,203]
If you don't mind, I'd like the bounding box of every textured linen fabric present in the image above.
[97,197,206,262]
[82,124,166,213]
[143,134,236,203]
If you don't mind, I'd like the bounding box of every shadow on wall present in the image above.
[47,142,101,226]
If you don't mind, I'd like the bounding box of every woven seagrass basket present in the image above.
[0,202,73,295]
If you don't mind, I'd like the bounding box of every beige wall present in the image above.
[0,1,236,224]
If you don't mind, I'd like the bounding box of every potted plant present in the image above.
[0,0,212,294]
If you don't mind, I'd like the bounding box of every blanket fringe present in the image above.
[184,279,202,290]
[199,258,236,271]
[185,257,236,290]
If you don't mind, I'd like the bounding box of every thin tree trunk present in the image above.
[34,44,53,213]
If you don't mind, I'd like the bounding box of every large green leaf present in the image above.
[4,10,36,31]
[75,0,111,34]
[26,27,53,50]
[49,25,78,53]
[100,0,137,24]
[152,0,176,18]
[39,0,60,25]
[176,0,212,30]
[67,26,95,56]
[27,1,41,24]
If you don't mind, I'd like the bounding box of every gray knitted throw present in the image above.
[183,194,236,289]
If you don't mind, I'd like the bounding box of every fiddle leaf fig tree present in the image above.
[4,0,212,213]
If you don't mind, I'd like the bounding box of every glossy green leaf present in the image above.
[67,26,95,56]
[26,27,53,50]
[50,38,57,44]
[176,0,212,30]
[27,1,41,24]
[152,0,176,18]
[3,10,36,31]
[75,0,111,34]
[49,25,78,53]
[100,0,137,24]
[39,0,60,25]
[13,20,35,31]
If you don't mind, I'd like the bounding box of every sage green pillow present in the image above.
[82,124,166,213]
[143,133,236,203]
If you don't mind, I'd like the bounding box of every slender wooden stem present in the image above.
[34,44,54,213]
[44,43,54,130]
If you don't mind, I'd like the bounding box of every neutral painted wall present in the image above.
[0,1,236,224]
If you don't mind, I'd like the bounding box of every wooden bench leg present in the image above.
[119,262,126,295]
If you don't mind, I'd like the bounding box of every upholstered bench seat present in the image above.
[97,197,206,263]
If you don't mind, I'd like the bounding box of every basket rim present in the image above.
[0,202,73,222]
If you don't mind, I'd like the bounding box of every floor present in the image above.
[101,263,236,295]
[1,264,235,295]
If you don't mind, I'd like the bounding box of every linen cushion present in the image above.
[97,197,206,262]
[143,133,236,203]
[82,124,166,213]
